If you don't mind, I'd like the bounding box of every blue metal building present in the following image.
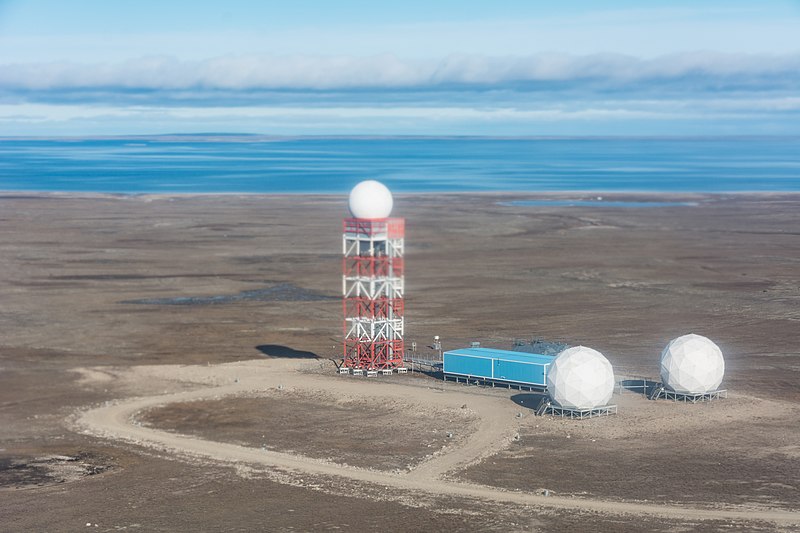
[443,347,555,389]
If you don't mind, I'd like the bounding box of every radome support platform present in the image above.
[544,403,618,419]
[650,387,728,403]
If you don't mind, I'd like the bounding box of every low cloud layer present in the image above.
[2,52,799,96]
[1,51,798,135]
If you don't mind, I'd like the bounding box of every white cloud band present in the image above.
[2,52,799,92]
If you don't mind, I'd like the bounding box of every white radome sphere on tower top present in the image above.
[547,346,615,410]
[660,334,724,394]
[348,180,393,219]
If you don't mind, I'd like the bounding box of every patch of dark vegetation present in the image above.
[121,282,336,305]
[0,452,112,489]
[64,258,144,265]
[231,253,339,265]
[694,280,776,290]
[50,273,240,281]
[0,195,60,200]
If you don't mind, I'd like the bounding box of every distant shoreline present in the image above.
[3,191,800,200]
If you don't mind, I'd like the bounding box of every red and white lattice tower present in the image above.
[341,182,405,371]
[342,217,405,370]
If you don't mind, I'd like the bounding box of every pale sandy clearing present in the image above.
[73,359,800,527]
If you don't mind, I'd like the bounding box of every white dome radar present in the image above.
[660,334,724,394]
[547,346,615,410]
[348,180,393,219]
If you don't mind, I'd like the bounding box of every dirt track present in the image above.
[74,359,800,527]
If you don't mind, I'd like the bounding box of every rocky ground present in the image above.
[1,192,799,531]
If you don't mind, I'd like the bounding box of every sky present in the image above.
[0,0,799,136]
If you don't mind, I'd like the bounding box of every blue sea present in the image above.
[1,136,799,194]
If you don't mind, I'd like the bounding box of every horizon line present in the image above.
[2,133,800,141]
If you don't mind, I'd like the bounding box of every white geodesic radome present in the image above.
[348,180,393,219]
[547,346,615,410]
[660,334,724,394]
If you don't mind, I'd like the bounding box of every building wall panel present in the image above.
[443,348,553,387]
